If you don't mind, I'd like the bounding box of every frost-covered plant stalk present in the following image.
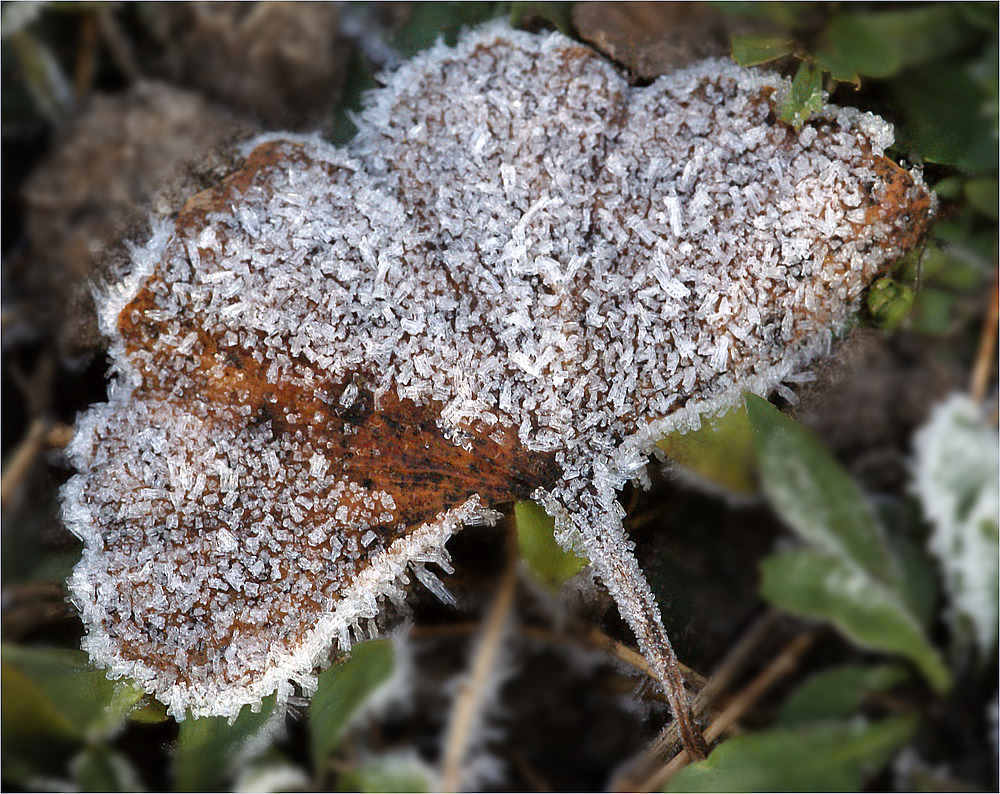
[62,23,932,755]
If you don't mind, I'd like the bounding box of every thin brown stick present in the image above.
[615,610,780,791]
[581,625,708,690]
[1,420,74,511]
[73,12,98,103]
[439,555,519,792]
[970,273,998,404]
[95,5,139,81]
[649,631,817,790]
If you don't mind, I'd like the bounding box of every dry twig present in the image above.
[648,630,817,790]
[440,551,519,792]
[1,420,74,511]
[970,273,998,405]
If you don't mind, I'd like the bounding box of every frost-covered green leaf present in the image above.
[175,695,278,792]
[665,716,917,793]
[310,639,395,772]
[71,744,142,793]
[336,753,434,793]
[515,499,589,589]
[760,549,951,692]
[8,29,73,122]
[778,60,824,130]
[232,754,311,794]
[778,665,908,727]
[656,403,757,495]
[745,394,894,577]
[730,34,794,67]
[746,395,951,692]
[912,393,1000,653]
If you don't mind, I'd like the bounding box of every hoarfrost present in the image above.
[912,393,1000,653]
[61,22,932,720]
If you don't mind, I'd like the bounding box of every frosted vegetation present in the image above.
[61,23,932,720]
[912,393,1000,654]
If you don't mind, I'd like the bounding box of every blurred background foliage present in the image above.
[2,2,997,791]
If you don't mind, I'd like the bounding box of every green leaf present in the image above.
[1,645,145,740]
[71,744,142,793]
[778,60,824,130]
[730,34,794,67]
[656,403,757,494]
[965,177,999,220]
[744,394,894,578]
[910,288,960,336]
[824,6,969,79]
[760,548,952,693]
[328,50,378,146]
[127,695,169,724]
[815,49,859,85]
[665,717,917,792]
[931,175,966,201]
[778,665,908,727]
[509,2,573,35]
[515,499,589,590]
[892,63,998,173]
[175,695,277,792]
[866,277,915,330]
[310,639,395,773]
[392,2,508,57]
[336,754,433,792]
[712,3,817,27]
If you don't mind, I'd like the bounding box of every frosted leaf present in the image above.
[911,393,1000,653]
[62,22,933,720]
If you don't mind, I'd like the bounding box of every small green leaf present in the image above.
[867,277,915,330]
[760,549,952,693]
[175,695,277,792]
[730,34,795,67]
[815,49,859,85]
[665,717,917,792]
[310,639,396,773]
[515,500,589,590]
[656,403,757,494]
[1,645,145,740]
[778,665,908,727]
[778,60,824,130]
[744,395,894,578]
[337,754,433,792]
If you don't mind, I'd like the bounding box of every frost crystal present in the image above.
[912,393,999,653]
[62,23,933,719]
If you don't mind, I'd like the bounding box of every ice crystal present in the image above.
[62,22,932,719]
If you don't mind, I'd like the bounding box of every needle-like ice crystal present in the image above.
[62,22,932,721]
